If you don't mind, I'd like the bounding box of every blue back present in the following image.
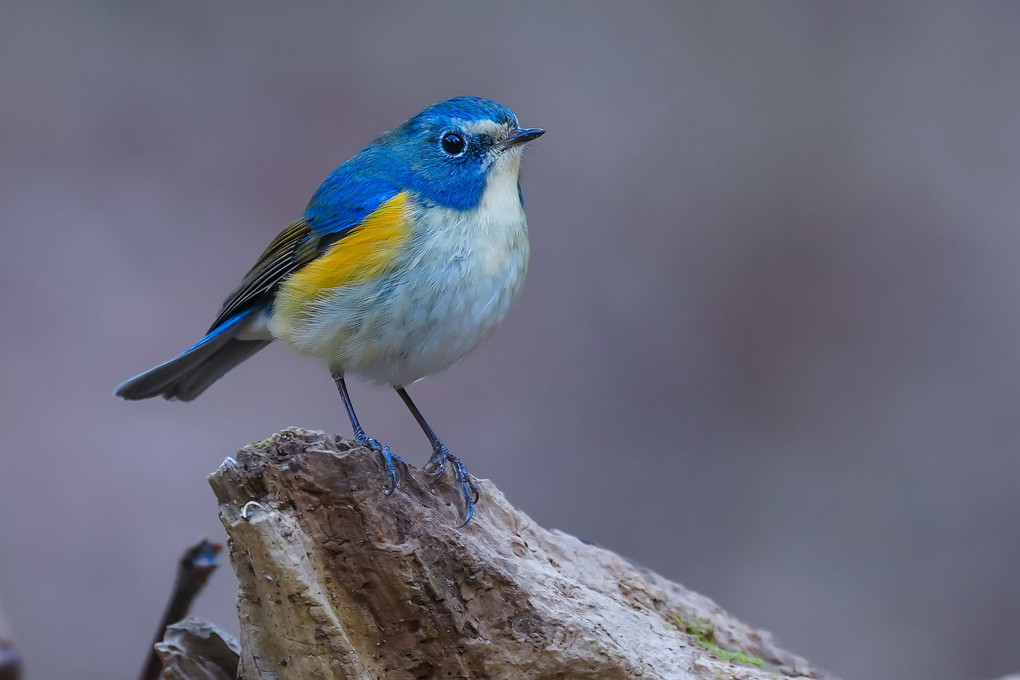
[304,96,519,235]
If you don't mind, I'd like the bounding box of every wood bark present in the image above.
[203,427,839,680]
[155,618,239,680]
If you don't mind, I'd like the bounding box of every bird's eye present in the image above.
[441,131,466,155]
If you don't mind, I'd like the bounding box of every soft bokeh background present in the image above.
[2,2,1019,679]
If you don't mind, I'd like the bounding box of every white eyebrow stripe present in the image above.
[459,119,506,137]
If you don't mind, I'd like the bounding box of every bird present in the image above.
[115,96,544,525]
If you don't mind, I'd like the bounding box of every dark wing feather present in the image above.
[208,219,319,331]
[208,144,403,331]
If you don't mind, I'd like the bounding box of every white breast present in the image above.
[279,152,531,386]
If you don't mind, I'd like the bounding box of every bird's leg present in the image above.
[395,386,479,525]
[332,371,402,495]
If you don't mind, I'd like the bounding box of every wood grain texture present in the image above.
[155,618,239,680]
[208,428,838,680]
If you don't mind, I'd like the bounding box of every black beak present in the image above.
[496,127,545,151]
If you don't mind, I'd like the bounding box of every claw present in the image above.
[457,495,475,528]
[423,453,446,481]
[466,475,480,505]
[357,434,403,496]
[426,445,478,526]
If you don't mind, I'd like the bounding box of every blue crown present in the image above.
[401,96,518,133]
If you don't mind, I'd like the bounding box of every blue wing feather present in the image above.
[207,146,402,331]
[115,147,403,402]
[304,145,401,235]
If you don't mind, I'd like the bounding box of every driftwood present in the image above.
[155,618,239,680]
[141,540,223,680]
[197,427,838,680]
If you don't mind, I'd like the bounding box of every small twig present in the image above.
[0,601,22,680]
[139,539,222,680]
[0,649,21,680]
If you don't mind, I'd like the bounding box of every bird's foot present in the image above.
[424,445,480,526]
[355,434,404,496]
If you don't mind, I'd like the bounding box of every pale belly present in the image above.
[268,208,530,386]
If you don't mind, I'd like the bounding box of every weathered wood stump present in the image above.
[202,427,837,680]
[155,618,239,680]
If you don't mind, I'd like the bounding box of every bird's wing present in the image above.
[207,219,318,331]
[207,157,400,332]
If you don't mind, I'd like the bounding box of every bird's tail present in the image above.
[114,310,270,402]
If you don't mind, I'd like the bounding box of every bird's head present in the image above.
[380,96,544,210]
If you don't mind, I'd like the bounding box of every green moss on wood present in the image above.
[672,614,765,668]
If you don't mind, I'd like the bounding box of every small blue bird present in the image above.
[115,96,544,524]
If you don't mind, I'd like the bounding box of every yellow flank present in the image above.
[277,192,412,309]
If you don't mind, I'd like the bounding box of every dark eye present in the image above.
[441,131,466,155]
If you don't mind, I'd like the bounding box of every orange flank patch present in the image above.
[276,192,412,310]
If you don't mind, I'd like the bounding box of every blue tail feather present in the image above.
[114,310,268,401]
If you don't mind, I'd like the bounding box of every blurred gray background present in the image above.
[2,2,1019,679]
